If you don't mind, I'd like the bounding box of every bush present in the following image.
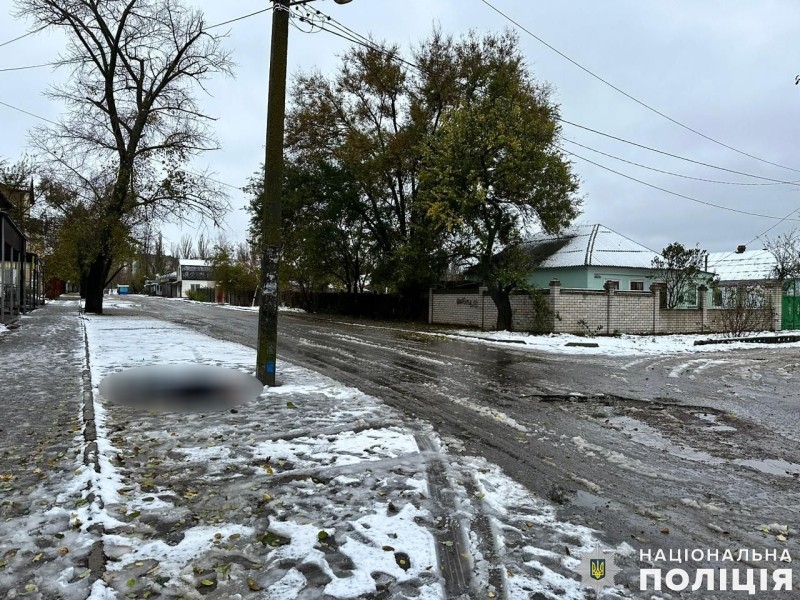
[186,288,213,302]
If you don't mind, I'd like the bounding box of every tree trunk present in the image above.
[83,254,110,314]
[490,289,513,331]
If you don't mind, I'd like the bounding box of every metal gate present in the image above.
[782,296,800,330]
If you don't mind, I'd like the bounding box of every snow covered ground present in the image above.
[65,300,634,599]
[450,329,800,356]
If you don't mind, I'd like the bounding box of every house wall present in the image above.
[430,281,783,334]
[586,266,654,292]
[179,279,215,298]
[529,267,588,290]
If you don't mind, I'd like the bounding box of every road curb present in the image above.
[79,314,107,585]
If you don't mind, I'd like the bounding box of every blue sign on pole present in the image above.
[266,361,276,375]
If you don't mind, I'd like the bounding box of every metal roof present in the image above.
[525,224,661,269]
[705,249,776,282]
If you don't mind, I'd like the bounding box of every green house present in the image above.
[525,224,662,292]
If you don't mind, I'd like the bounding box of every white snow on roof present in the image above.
[178,258,211,266]
[706,249,776,282]
[528,223,661,269]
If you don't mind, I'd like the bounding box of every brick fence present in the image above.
[430,280,782,335]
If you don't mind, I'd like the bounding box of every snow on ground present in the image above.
[71,300,629,599]
[451,329,800,356]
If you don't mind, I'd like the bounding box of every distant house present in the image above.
[0,185,44,320]
[706,247,796,329]
[706,248,776,286]
[178,259,215,298]
[525,223,662,292]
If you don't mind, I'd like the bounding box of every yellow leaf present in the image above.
[247,578,263,591]
[200,579,215,586]
[32,553,43,562]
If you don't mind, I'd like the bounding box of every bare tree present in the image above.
[765,230,800,287]
[14,0,233,313]
[716,284,774,337]
[196,233,210,260]
[179,234,194,259]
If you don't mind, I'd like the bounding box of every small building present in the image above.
[1,189,28,323]
[525,223,663,292]
[706,248,795,329]
[178,259,214,298]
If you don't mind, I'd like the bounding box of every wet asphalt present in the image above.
[116,296,800,597]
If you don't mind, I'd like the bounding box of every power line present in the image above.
[559,119,800,185]
[0,25,47,49]
[559,145,800,222]
[296,6,420,72]
[0,7,273,74]
[561,138,789,187]
[0,99,59,125]
[477,0,800,175]
[0,63,51,73]
[206,6,273,30]
[295,12,800,224]
[706,207,799,271]
[304,10,799,189]
[0,98,243,191]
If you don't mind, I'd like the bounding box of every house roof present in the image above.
[179,259,211,267]
[525,224,661,269]
[705,249,776,282]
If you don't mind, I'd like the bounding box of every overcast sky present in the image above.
[2,0,800,256]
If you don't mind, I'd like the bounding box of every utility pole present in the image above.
[256,0,290,386]
[256,0,353,386]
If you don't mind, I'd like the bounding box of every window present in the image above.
[630,281,644,291]
[190,283,201,291]
[605,280,620,291]
[684,286,698,306]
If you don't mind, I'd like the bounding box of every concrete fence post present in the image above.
[698,284,708,333]
[650,283,661,334]
[548,279,561,333]
[603,280,615,334]
[479,287,488,330]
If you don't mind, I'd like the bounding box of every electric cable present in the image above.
[477,0,800,174]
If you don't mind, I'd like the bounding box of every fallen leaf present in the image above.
[442,541,454,547]
[247,578,263,591]
[661,528,670,535]
[382,545,395,552]
[200,579,215,586]
[59,547,69,557]
[777,534,788,542]
[317,530,329,542]
[286,402,297,409]
[32,553,43,562]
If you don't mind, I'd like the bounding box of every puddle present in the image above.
[733,458,800,477]
[695,412,737,432]
[571,490,613,511]
[607,416,724,465]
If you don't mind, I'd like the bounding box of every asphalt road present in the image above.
[115,296,800,595]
